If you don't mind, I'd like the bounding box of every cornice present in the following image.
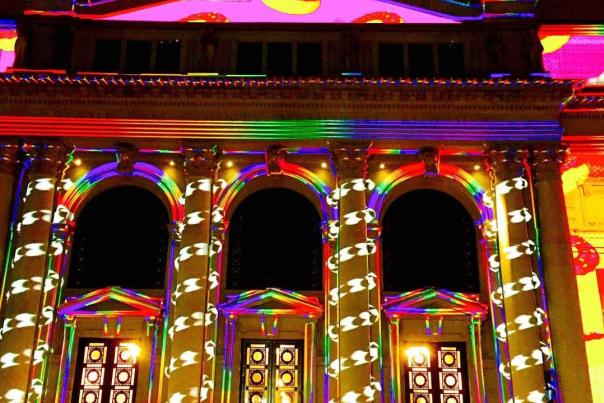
[0,74,572,121]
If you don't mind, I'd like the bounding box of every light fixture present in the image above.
[226,160,234,168]
[321,162,328,169]
[379,162,386,169]
[473,164,481,171]
[405,346,430,366]
[74,158,82,167]
[121,343,141,360]
[169,160,176,167]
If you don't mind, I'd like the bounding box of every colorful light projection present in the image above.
[540,25,604,79]
[218,288,322,403]
[0,143,69,403]
[56,287,162,403]
[0,20,16,73]
[73,0,459,23]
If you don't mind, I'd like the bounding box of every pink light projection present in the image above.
[85,0,458,23]
[540,26,604,79]
[0,23,16,73]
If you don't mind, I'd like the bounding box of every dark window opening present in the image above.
[297,43,322,76]
[409,44,434,77]
[124,41,151,73]
[68,186,169,289]
[237,42,263,74]
[154,40,181,73]
[378,43,405,76]
[382,189,479,293]
[267,42,293,76]
[438,43,465,77]
[227,188,322,290]
[93,40,121,72]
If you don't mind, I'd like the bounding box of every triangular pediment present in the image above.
[382,288,487,319]
[58,287,162,319]
[219,288,323,318]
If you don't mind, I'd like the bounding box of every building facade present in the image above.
[0,1,603,403]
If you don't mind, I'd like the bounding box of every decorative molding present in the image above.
[116,142,137,175]
[182,143,222,178]
[330,142,371,179]
[23,141,71,176]
[419,147,440,177]
[219,288,323,318]
[0,142,20,176]
[265,145,287,175]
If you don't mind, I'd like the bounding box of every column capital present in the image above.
[531,146,567,181]
[330,142,371,180]
[0,142,21,176]
[24,141,71,177]
[182,144,222,178]
[486,147,528,179]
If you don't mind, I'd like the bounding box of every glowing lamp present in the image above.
[226,160,234,168]
[405,346,430,366]
[120,343,141,361]
[74,158,82,167]
[473,164,481,171]
[321,162,328,169]
[379,162,386,169]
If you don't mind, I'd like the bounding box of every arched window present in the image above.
[227,188,322,290]
[68,186,169,289]
[382,189,479,293]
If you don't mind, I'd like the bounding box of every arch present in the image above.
[217,161,334,222]
[226,187,323,290]
[381,188,480,293]
[369,162,493,225]
[61,161,184,222]
[67,185,170,289]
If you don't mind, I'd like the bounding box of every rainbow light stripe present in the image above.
[382,288,488,319]
[219,288,323,317]
[62,161,183,221]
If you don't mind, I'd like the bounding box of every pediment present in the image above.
[382,288,487,319]
[58,287,162,319]
[219,288,323,318]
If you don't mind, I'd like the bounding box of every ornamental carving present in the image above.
[486,148,528,179]
[183,143,222,178]
[116,142,138,175]
[330,143,371,179]
[419,147,439,177]
[0,142,20,176]
[266,145,287,175]
[531,146,567,181]
[24,141,71,177]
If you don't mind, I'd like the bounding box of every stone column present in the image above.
[531,147,593,402]
[0,142,68,403]
[330,144,380,402]
[487,149,547,403]
[166,145,221,403]
[0,142,20,293]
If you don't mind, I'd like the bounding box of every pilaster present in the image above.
[329,143,381,402]
[531,146,593,402]
[486,148,548,403]
[166,144,221,403]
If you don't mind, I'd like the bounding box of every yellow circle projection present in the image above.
[87,370,99,383]
[84,393,96,403]
[414,374,426,386]
[261,0,320,15]
[120,350,131,361]
[251,395,263,403]
[251,372,263,384]
[115,393,127,403]
[252,351,263,362]
[282,351,293,363]
[416,397,427,403]
[444,353,455,365]
[282,372,293,384]
[90,350,101,361]
[446,398,458,403]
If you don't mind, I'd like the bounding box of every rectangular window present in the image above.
[438,43,465,78]
[378,43,405,77]
[404,343,469,403]
[237,42,263,74]
[124,41,151,73]
[155,40,181,73]
[267,42,293,76]
[297,43,322,76]
[241,340,303,403]
[93,40,121,73]
[73,339,139,403]
[409,43,434,77]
